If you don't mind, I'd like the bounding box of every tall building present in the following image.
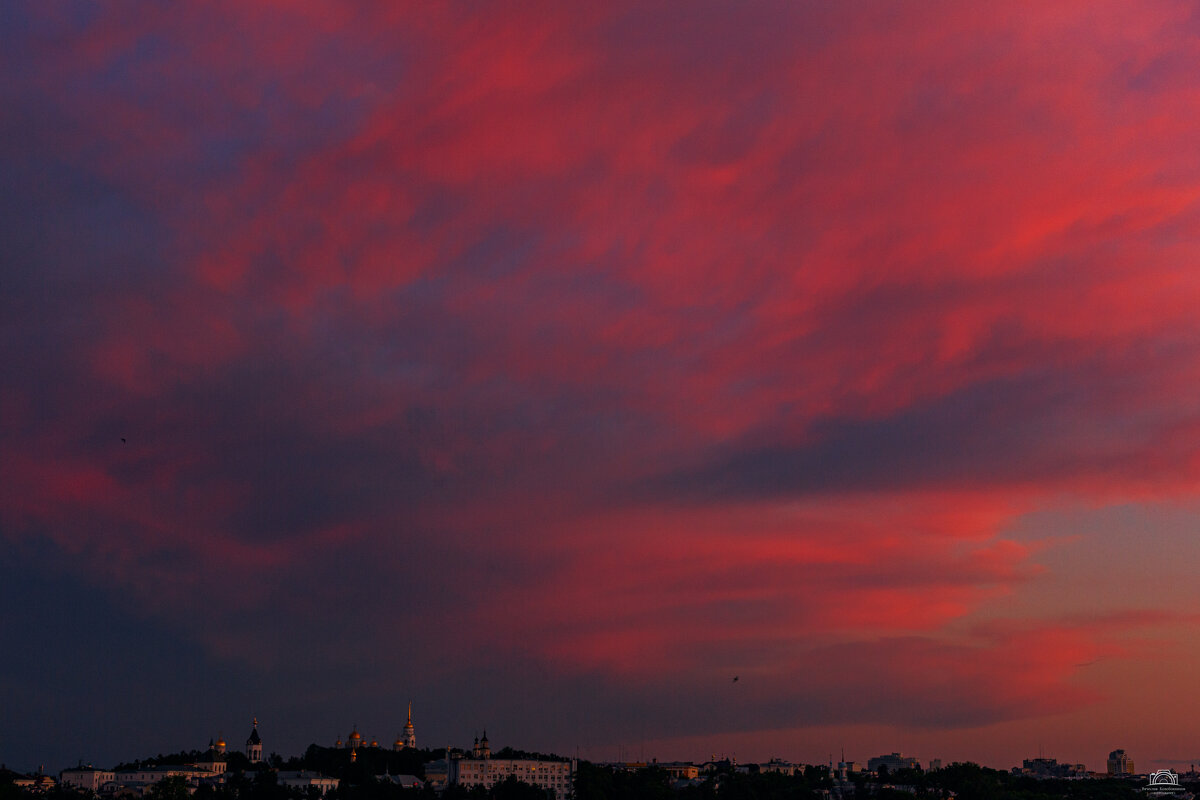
[246,718,263,764]
[1108,749,1135,776]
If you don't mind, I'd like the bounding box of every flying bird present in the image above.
[121,437,126,443]
[732,676,739,683]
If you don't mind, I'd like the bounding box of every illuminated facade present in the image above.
[59,769,114,791]
[394,702,416,750]
[660,762,700,779]
[450,745,575,800]
[403,701,416,748]
[1107,749,1135,776]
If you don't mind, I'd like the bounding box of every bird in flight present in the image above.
[121,437,127,443]
[732,676,739,683]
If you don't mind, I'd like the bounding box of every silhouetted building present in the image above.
[376,774,421,789]
[471,731,491,759]
[195,741,227,775]
[868,753,921,773]
[1018,758,1086,778]
[758,759,798,776]
[246,718,263,764]
[278,771,338,795]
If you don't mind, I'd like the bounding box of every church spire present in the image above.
[402,701,416,748]
[245,718,263,764]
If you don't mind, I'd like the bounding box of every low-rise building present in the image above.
[277,771,339,795]
[106,764,228,796]
[658,762,699,780]
[12,776,56,793]
[61,768,115,791]
[868,754,921,773]
[1017,758,1087,778]
[422,759,449,791]
[757,760,799,776]
[115,766,203,785]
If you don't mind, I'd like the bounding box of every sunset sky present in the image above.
[5,1,1200,775]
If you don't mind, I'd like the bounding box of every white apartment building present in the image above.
[114,766,205,785]
[60,769,115,792]
[108,765,218,794]
[450,757,576,800]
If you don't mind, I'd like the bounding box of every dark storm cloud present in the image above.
[650,357,1187,501]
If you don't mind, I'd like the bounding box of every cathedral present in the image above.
[335,702,416,754]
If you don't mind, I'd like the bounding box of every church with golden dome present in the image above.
[198,719,261,769]
[335,702,416,757]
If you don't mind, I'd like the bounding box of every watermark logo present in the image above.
[1143,770,1186,795]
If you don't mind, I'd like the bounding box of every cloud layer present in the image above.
[4,0,1200,772]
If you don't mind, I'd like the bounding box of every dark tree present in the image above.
[145,777,190,800]
[488,776,549,800]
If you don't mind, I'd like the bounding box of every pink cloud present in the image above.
[5,1,1200,761]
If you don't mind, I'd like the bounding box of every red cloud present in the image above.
[5,1,1200,762]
